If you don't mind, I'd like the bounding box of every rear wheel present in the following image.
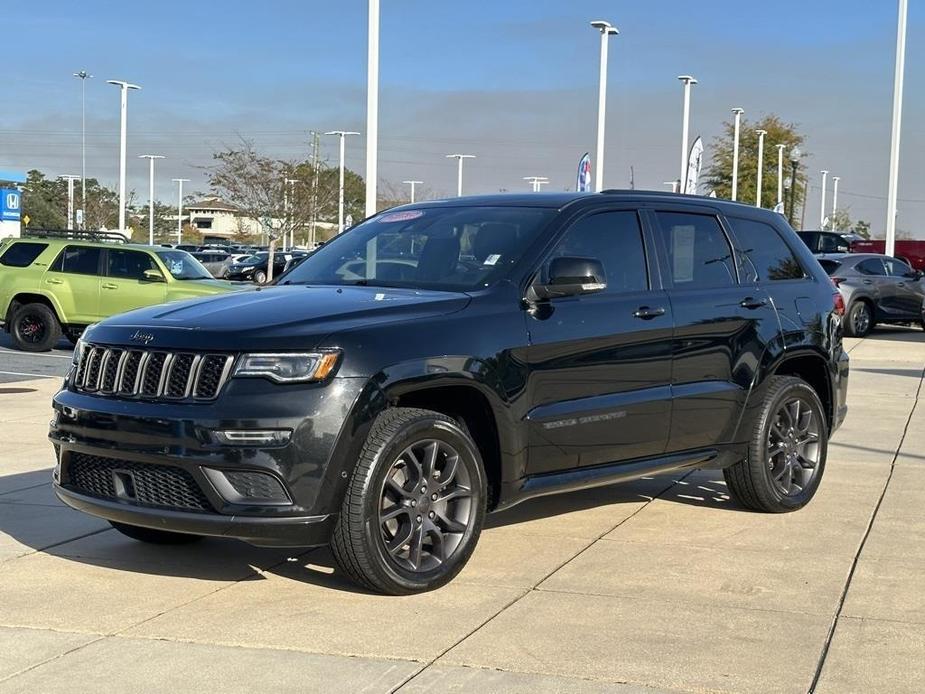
[331,407,486,594]
[253,270,267,284]
[10,302,62,352]
[844,300,873,337]
[724,376,827,513]
[109,521,203,544]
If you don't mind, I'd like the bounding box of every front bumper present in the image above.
[49,375,369,547]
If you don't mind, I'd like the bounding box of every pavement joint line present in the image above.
[5,527,114,563]
[0,632,108,685]
[0,370,60,379]
[393,472,694,692]
[806,361,925,694]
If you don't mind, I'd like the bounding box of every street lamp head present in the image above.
[756,129,768,137]
[171,178,190,183]
[139,154,165,160]
[324,130,360,137]
[446,154,476,159]
[833,176,841,183]
[678,75,698,85]
[821,169,829,175]
[107,80,141,90]
[731,107,744,115]
[73,71,92,79]
[590,20,619,34]
[790,146,802,164]
[776,144,786,152]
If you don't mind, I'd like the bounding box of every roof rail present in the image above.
[21,229,128,243]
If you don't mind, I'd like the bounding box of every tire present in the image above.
[724,376,827,513]
[10,302,62,352]
[844,300,873,337]
[109,521,203,545]
[253,270,267,284]
[331,407,486,594]
[63,327,84,347]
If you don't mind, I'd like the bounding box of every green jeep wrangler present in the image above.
[0,231,241,352]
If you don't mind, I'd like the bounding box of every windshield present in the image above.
[280,206,555,290]
[155,250,213,280]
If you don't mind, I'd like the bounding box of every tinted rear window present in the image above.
[0,242,48,267]
[817,259,842,275]
[728,217,806,282]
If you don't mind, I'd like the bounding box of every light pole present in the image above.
[788,147,801,227]
[886,0,907,257]
[402,180,423,203]
[731,107,744,201]
[59,175,81,231]
[366,0,379,218]
[73,71,92,228]
[820,170,829,229]
[663,181,679,193]
[446,154,476,197]
[591,20,619,192]
[171,178,189,245]
[832,176,841,230]
[678,75,698,192]
[776,144,786,207]
[524,176,549,192]
[755,129,767,208]
[284,177,300,249]
[106,80,141,232]
[138,155,164,245]
[324,131,360,233]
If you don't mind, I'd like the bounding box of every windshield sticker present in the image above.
[378,210,424,223]
[169,261,185,275]
[483,254,501,266]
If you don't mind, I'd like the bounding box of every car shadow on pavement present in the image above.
[855,367,925,378]
[865,327,925,342]
[0,467,743,594]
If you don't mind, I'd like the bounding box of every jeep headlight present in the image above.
[233,351,340,383]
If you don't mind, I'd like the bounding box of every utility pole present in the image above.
[664,181,679,193]
[590,20,619,192]
[325,131,360,233]
[365,0,379,218]
[776,144,786,207]
[678,76,698,192]
[309,131,321,247]
[755,130,767,208]
[820,170,829,229]
[446,154,475,196]
[402,180,423,203]
[138,155,165,245]
[73,71,92,228]
[730,107,744,201]
[59,175,81,231]
[886,0,907,257]
[171,178,189,245]
[523,176,549,192]
[106,80,141,233]
[832,176,841,230]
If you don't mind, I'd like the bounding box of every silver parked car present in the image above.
[191,250,233,278]
[818,253,925,337]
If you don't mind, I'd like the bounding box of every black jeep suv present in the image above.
[51,192,849,594]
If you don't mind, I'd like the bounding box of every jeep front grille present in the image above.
[74,345,234,401]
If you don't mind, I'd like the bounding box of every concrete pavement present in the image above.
[0,328,922,692]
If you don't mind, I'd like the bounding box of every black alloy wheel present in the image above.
[11,302,62,352]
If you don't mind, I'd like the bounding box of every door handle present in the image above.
[101,283,118,290]
[897,282,906,287]
[862,279,873,285]
[633,306,666,320]
[739,297,767,310]
[45,278,63,285]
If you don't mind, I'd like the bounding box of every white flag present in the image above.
[684,136,704,195]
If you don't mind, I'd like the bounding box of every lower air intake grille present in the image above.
[67,453,212,512]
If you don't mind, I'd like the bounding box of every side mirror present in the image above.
[142,268,166,283]
[532,256,607,300]
[913,270,923,281]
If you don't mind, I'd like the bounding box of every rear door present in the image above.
[524,207,673,473]
[648,207,781,453]
[46,245,103,323]
[102,248,168,315]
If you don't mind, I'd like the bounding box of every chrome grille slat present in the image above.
[74,345,233,402]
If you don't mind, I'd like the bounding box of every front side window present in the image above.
[654,212,736,289]
[0,242,47,267]
[50,245,102,276]
[108,249,159,280]
[857,258,886,276]
[727,217,806,282]
[546,211,648,294]
[884,258,915,277]
[281,206,555,290]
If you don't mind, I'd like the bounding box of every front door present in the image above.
[524,208,673,474]
[102,249,168,315]
[883,257,925,317]
[648,208,781,453]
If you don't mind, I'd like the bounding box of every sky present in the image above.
[1,0,923,236]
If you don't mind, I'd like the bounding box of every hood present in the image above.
[86,285,471,351]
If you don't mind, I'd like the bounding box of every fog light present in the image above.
[214,430,291,446]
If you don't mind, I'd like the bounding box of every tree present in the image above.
[831,208,872,239]
[704,115,806,215]
[20,169,128,232]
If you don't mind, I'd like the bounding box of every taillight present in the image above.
[833,291,845,317]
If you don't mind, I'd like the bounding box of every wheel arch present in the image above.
[7,292,64,324]
[769,349,834,431]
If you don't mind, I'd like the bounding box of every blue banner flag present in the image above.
[576,153,592,192]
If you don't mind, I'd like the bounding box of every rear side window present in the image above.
[107,249,159,280]
[0,242,48,267]
[727,217,806,282]
[548,211,648,294]
[654,212,736,289]
[817,259,842,275]
[857,259,886,276]
[49,246,102,275]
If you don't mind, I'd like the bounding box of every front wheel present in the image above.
[10,302,62,352]
[253,270,267,284]
[109,521,203,544]
[724,376,827,513]
[331,407,486,594]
